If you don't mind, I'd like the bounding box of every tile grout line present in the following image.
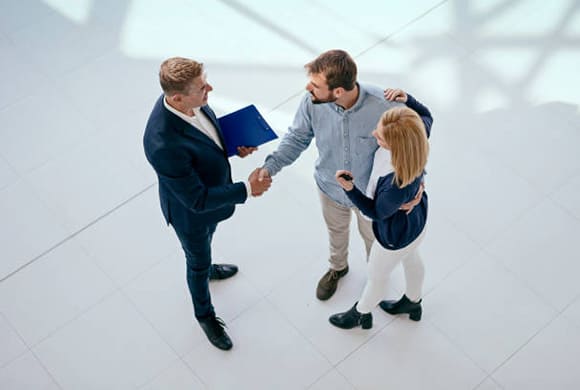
[0,183,156,284]
[0,312,65,389]
[0,0,452,285]
[27,345,66,390]
[485,313,562,381]
[261,295,344,387]
[268,0,449,117]
[263,288,397,388]
[425,248,562,388]
[119,287,211,389]
[471,375,505,390]
[480,283,580,383]
[354,0,449,59]
[0,312,29,370]
[427,317,492,379]
[481,246,561,314]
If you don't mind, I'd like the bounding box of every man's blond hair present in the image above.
[159,57,203,95]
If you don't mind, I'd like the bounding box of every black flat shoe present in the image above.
[329,302,373,329]
[198,316,233,350]
[379,295,422,321]
[209,264,238,281]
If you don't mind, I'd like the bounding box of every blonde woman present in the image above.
[329,90,432,329]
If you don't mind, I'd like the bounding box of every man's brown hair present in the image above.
[305,49,357,91]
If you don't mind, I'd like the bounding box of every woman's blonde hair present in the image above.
[378,106,429,188]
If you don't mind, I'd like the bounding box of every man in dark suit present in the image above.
[143,57,271,350]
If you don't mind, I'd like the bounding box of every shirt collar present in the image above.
[163,97,196,125]
[333,82,366,114]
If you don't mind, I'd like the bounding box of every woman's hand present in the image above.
[399,182,424,214]
[335,170,354,191]
[384,88,408,103]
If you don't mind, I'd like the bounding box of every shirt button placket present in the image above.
[343,115,350,170]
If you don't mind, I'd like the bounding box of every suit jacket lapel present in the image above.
[201,105,228,156]
[163,104,225,155]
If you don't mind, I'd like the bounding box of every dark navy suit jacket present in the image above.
[143,95,248,233]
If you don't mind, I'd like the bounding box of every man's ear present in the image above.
[333,87,345,99]
[170,93,182,103]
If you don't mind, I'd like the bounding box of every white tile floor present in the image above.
[1,1,579,389]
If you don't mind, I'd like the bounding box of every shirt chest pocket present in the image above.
[355,136,378,158]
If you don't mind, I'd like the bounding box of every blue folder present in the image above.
[218,105,278,157]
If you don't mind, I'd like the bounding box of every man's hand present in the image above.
[399,182,424,214]
[237,146,258,158]
[384,88,408,103]
[249,168,272,196]
[257,167,271,182]
[335,170,355,191]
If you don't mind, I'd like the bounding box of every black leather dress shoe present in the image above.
[209,264,238,281]
[329,302,373,330]
[379,294,422,321]
[198,316,233,350]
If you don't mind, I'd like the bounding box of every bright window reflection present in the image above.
[41,0,92,24]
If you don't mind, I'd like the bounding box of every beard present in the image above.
[310,91,336,104]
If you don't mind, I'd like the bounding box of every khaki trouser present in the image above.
[318,189,375,271]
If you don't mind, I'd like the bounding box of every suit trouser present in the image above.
[356,228,426,314]
[318,189,375,271]
[173,223,217,320]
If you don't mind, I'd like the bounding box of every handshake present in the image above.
[248,168,272,197]
[237,147,271,197]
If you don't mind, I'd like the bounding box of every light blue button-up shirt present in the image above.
[264,83,402,207]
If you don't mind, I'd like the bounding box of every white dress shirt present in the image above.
[163,98,252,197]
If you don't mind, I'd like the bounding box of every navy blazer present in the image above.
[143,95,247,232]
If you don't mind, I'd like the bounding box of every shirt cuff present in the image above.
[245,181,252,198]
